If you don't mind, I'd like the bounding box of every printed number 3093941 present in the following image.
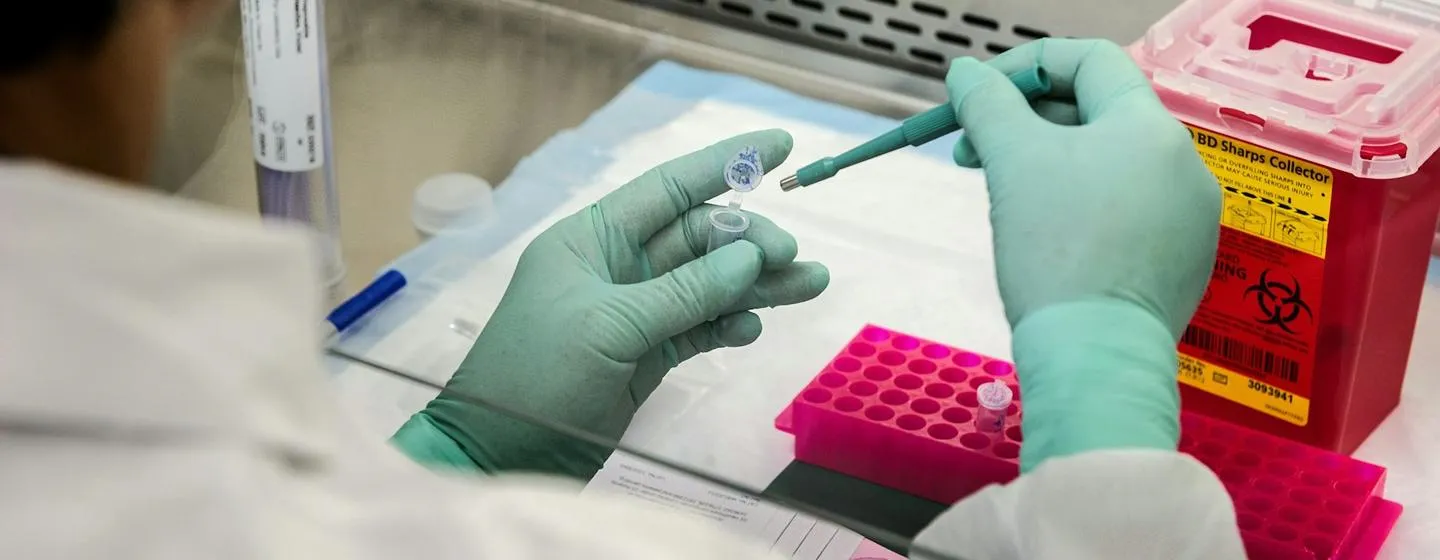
[1248,379,1295,403]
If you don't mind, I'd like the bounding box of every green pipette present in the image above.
[779,66,1051,191]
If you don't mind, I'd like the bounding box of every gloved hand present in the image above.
[946,39,1220,472]
[392,129,829,477]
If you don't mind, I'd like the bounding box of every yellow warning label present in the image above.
[1180,125,1332,426]
[1186,125,1333,258]
[1178,354,1311,426]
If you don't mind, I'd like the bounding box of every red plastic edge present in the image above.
[776,405,795,433]
[1345,498,1403,560]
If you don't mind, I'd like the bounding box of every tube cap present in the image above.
[724,146,766,192]
[412,173,495,237]
[978,380,1014,410]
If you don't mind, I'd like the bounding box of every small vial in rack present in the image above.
[976,380,1014,433]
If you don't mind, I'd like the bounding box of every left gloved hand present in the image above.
[392,129,830,477]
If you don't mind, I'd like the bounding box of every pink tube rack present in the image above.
[775,325,1403,559]
[775,325,1024,503]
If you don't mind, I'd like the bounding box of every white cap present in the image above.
[412,173,495,237]
[977,380,1014,410]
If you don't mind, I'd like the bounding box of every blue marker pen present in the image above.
[321,269,407,341]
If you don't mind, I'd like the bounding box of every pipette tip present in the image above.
[780,175,801,191]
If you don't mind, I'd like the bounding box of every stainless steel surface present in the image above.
[780,175,801,191]
[614,0,1185,76]
[170,0,956,296]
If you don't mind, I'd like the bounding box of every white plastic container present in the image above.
[411,173,495,239]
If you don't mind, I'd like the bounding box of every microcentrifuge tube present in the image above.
[707,207,751,253]
[706,146,761,252]
[976,380,1014,433]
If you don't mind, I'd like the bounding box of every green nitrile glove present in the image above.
[392,129,830,477]
[945,39,1221,472]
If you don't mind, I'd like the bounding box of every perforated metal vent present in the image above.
[628,0,1181,77]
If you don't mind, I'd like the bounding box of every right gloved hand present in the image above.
[946,39,1221,472]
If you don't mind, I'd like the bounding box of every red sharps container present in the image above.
[1129,0,1440,453]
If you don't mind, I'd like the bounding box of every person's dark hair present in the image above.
[0,2,122,74]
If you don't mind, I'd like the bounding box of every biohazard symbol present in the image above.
[1244,270,1313,334]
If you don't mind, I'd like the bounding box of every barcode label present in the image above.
[1182,326,1299,384]
[240,0,324,172]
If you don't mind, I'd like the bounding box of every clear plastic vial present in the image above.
[707,146,761,252]
[976,380,1014,433]
[707,207,751,253]
[240,0,344,298]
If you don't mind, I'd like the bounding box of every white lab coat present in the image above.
[0,161,1245,559]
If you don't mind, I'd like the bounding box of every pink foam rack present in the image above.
[775,325,1403,560]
